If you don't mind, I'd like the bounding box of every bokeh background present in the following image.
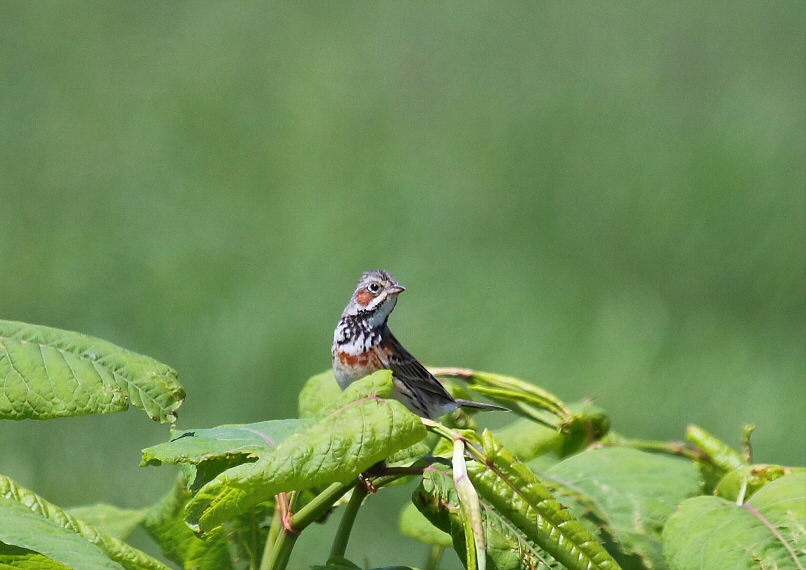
[1,3,804,567]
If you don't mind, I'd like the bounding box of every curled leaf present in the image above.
[685,424,745,473]
[453,439,485,570]
[432,368,572,425]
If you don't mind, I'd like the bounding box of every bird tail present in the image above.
[454,398,509,413]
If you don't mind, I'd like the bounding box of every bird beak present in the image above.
[387,284,405,296]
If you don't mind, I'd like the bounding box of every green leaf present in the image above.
[310,556,419,570]
[714,464,802,503]
[546,446,701,569]
[433,368,572,425]
[0,544,71,569]
[685,424,745,473]
[452,440,485,570]
[0,475,172,570]
[469,431,621,570]
[310,557,362,569]
[399,503,452,547]
[494,417,564,461]
[495,400,610,463]
[0,497,123,570]
[298,370,344,419]
[186,372,427,533]
[142,419,309,489]
[414,467,562,570]
[66,504,147,541]
[0,320,184,423]
[663,471,806,570]
[557,400,611,457]
[141,476,237,570]
[310,368,399,418]
[140,419,312,491]
[387,441,432,468]
[143,420,308,466]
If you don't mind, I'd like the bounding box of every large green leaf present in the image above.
[0,475,171,570]
[0,544,71,569]
[66,504,148,541]
[142,370,404,472]
[663,471,806,570]
[141,476,238,570]
[142,419,309,489]
[469,431,621,570]
[0,497,123,570]
[298,369,343,419]
[143,420,308,465]
[185,371,427,533]
[0,320,184,423]
[546,447,701,569]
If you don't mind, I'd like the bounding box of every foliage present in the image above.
[1,320,804,569]
[0,320,184,423]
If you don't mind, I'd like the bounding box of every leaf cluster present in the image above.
[1,320,804,570]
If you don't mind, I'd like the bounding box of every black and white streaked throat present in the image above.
[334,270,405,355]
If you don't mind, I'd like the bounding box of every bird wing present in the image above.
[379,332,456,404]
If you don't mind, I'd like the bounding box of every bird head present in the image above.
[342,270,405,323]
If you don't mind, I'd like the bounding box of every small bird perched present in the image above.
[332,270,507,420]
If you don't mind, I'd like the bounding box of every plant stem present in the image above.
[266,501,282,558]
[424,545,444,570]
[262,526,296,570]
[260,492,300,570]
[258,481,357,570]
[329,480,368,559]
[613,438,710,462]
[250,506,260,570]
[292,480,355,528]
[423,419,487,464]
[257,468,419,570]
[742,424,756,463]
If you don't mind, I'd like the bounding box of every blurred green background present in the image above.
[1,3,804,567]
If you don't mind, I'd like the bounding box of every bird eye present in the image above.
[367,282,382,295]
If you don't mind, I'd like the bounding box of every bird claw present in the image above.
[357,472,378,494]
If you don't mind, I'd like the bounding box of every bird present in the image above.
[332,269,507,420]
